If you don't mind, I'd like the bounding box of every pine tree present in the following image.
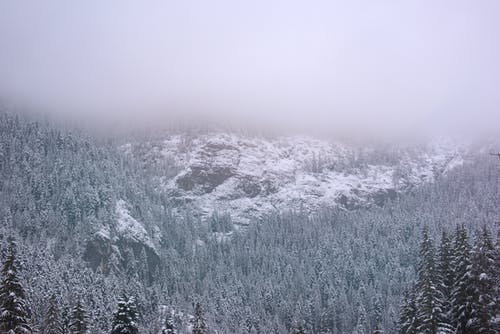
[192,302,208,334]
[41,293,63,334]
[399,288,417,334]
[318,309,332,334]
[293,324,306,334]
[450,225,471,333]
[352,321,367,334]
[463,226,497,333]
[111,293,139,334]
[352,304,368,334]
[0,240,33,334]
[415,227,451,334]
[318,326,332,334]
[69,299,88,334]
[494,227,500,333]
[59,306,71,334]
[370,295,383,332]
[436,230,454,326]
[162,311,176,334]
[415,227,438,333]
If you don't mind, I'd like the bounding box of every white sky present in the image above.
[0,0,499,137]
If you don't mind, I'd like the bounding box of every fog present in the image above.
[0,0,499,138]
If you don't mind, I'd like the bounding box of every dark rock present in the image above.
[83,232,160,284]
[371,188,397,207]
[237,176,261,198]
[176,142,240,193]
[337,194,362,210]
[176,165,236,193]
[83,232,113,275]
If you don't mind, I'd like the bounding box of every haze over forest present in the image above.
[0,1,498,334]
[1,0,500,138]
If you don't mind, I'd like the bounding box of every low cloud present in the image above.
[0,0,499,138]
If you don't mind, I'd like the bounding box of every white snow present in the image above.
[115,199,155,249]
[96,226,111,240]
[122,133,468,225]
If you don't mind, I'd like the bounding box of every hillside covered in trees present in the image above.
[0,112,498,333]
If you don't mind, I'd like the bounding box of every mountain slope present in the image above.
[1,112,498,333]
[123,133,467,224]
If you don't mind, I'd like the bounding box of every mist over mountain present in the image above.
[0,111,498,333]
[1,1,500,139]
[0,1,499,333]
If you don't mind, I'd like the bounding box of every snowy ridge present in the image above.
[123,133,467,225]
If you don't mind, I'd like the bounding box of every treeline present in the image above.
[399,225,499,334]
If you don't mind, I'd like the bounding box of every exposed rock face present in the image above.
[84,232,114,275]
[176,142,240,193]
[84,200,160,281]
[237,175,261,198]
[84,234,160,282]
[122,133,467,224]
[370,188,398,207]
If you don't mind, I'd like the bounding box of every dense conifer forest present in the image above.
[0,112,498,333]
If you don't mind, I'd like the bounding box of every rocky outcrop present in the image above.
[83,231,114,275]
[122,133,467,224]
[176,141,240,193]
[84,233,160,282]
[83,200,161,282]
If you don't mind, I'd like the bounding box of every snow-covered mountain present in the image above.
[122,133,467,225]
[1,111,497,334]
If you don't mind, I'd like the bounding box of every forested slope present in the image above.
[0,112,498,333]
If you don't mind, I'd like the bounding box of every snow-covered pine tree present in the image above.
[463,226,497,333]
[450,225,471,333]
[293,324,306,334]
[162,311,176,334]
[353,303,368,334]
[398,288,418,334]
[318,309,332,334]
[69,299,88,334]
[351,320,367,334]
[318,325,332,334]
[0,240,33,334]
[41,293,63,334]
[59,306,72,334]
[370,295,383,332]
[192,302,208,334]
[110,293,139,334]
[415,226,451,334]
[436,230,454,326]
[415,226,438,333]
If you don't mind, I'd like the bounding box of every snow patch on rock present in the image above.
[115,199,155,249]
[122,133,468,225]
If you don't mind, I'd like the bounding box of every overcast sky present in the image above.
[0,1,499,137]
